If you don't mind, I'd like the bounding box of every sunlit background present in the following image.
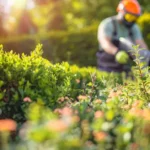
[0,0,119,37]
[0,0,37,34]
[0,0,149,67]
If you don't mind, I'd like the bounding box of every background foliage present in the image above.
[0,0,149,67]
[0,1,150,149]
[0,45,150,150]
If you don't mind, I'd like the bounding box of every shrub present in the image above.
[0,44,121,123]
[138,13,150,48]
[0,44,74,123]
[1,45,150,150]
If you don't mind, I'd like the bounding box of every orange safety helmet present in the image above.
[117,0,141,16]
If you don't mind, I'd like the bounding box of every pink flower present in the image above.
[108,90,122,98]
[61,107,73,116]
[47,120,68,132]
[54,107,73,117]
[94,111,104,119]
[93,131,107,141]
[23,97,32,102]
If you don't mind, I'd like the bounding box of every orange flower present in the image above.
[121,104,130,110]
[23,97,32,102]
[108,90,122,98]
[0,119,17,132]
[94,99,102,104]
[94,111,104,119]
[93,131,107,142]
[60,107,73,116]
[132,100,142,108]
[129,108,143,118]
[54,107,73,118]
[77,95,87,100]
[47,120,68,132]
[143,109,150,121]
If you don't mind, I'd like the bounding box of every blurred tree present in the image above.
[138,0,150,12]
[29,0,66,32]
[17,9,38,35]
[34,0,50,5]
[80,0,119,24]
[47,0,66,30]
[3,0,38,35]
[63,0,119,30]
[0,1,9,37]
[0,12,7,37]
[0,0,149,36]
[27,0,120,32]
[29,3,51,33]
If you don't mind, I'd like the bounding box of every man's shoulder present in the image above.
[101,16,114,24]
[132,23,140,30]
[100,16,117,27]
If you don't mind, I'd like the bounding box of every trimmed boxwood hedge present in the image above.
[0,44,122,123]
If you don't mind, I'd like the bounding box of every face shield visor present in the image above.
[124,13,139,22]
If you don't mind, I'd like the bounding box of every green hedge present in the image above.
[2,44,150,149]
[0,44,74,122]
[0,25,98,67]
[0,44,123,123]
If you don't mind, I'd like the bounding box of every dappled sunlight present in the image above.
[0,0,149,149]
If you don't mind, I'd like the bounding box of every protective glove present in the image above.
[115,51,129,64]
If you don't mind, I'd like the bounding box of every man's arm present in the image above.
[98,23,118,55]
[135,39,150,66]
[98,36,118,55]
[135,39,149,50]
[132,24,149,50]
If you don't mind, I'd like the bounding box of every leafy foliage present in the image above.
[0,44,74,122]
[0,44,121,123]
[1,25,98,67]
[0,45,150,149]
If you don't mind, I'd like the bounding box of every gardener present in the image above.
[96,0,150,73]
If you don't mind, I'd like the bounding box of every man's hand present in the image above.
[115,51,129,64]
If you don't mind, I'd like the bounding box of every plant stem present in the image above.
[136,58,149,101]
[0,132,9,150]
